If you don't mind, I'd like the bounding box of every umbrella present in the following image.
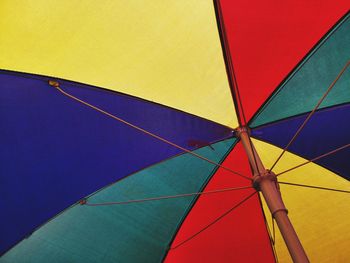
[1,0,349,262]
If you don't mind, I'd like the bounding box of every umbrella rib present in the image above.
[276,143,350,176]
[215,0,246,126]
[216,0,260,174]
[270,218,280,263]
[82,186,253,206]
[169,191,257,250]
[278,181,350,194]
[258,195,279,262]
[270,60,350,171]
[52,84,252,181]
[272,217,276,245]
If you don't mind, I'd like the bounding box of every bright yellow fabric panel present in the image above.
[253,139,350,263]
[0,0,237,127]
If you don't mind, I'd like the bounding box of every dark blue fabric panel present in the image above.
[252,104,350,180]
[0,71,233,254]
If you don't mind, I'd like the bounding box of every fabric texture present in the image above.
[0,71,232,254]
[1,139,234,262]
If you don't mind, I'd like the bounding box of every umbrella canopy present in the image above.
[1,0,349,262]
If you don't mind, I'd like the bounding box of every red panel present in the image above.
[217,0,349,123]
[165,142,275,263]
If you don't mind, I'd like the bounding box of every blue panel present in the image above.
[0,70,233,254]
[252,104,350,180]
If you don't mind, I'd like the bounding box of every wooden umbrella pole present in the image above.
[236,127,309,263]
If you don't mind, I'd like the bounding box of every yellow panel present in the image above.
[0,0,237,127]
[253,139,350,263]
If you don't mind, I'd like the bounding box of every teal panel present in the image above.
[1,138,235,263]
[251,13,350,127]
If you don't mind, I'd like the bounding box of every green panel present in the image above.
[251,13,350,127]
[1,139,235,263]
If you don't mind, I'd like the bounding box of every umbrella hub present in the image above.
[252,170,288,217]
[252,169,278,191]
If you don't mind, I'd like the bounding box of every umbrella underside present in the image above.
[1,0,349,262]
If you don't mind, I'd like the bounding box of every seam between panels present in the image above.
[159,139,239,263]
[250,102,350,130]
[213,0,244,127]
[0,137,234,258]
[248,11,350,128]
[0,68,234,130]
[250,137,350,182]
[84,137,236,201]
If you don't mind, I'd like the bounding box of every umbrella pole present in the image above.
[237,127,309,263]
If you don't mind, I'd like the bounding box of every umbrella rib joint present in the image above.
[236,126,309,263]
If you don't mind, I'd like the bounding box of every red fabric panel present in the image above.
[218,0,349,123]
[164,142,275,263]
